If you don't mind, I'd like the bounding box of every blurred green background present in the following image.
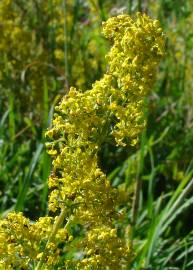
[0,0,193,269]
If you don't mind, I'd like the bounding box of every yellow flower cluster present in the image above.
[0,13,164,269]
[103,14,164,146]
[0,212,70,269]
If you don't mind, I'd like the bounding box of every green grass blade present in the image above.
[15,143,43,211]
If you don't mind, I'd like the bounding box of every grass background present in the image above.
[0,0,193,269]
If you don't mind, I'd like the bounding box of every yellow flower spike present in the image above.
[0,13,164,270]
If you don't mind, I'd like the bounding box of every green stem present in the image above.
[63,0,69,90]
[131,128,146,243]
[138,0,142,12]
[128,0,133,14]
[35,208,66,270]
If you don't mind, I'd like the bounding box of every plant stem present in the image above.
[138,0,142,12]
[131,175,142,227]
[131,129,146,242]
[63,0,69,91]
[35,208,66,270]
[128,0,133,14]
